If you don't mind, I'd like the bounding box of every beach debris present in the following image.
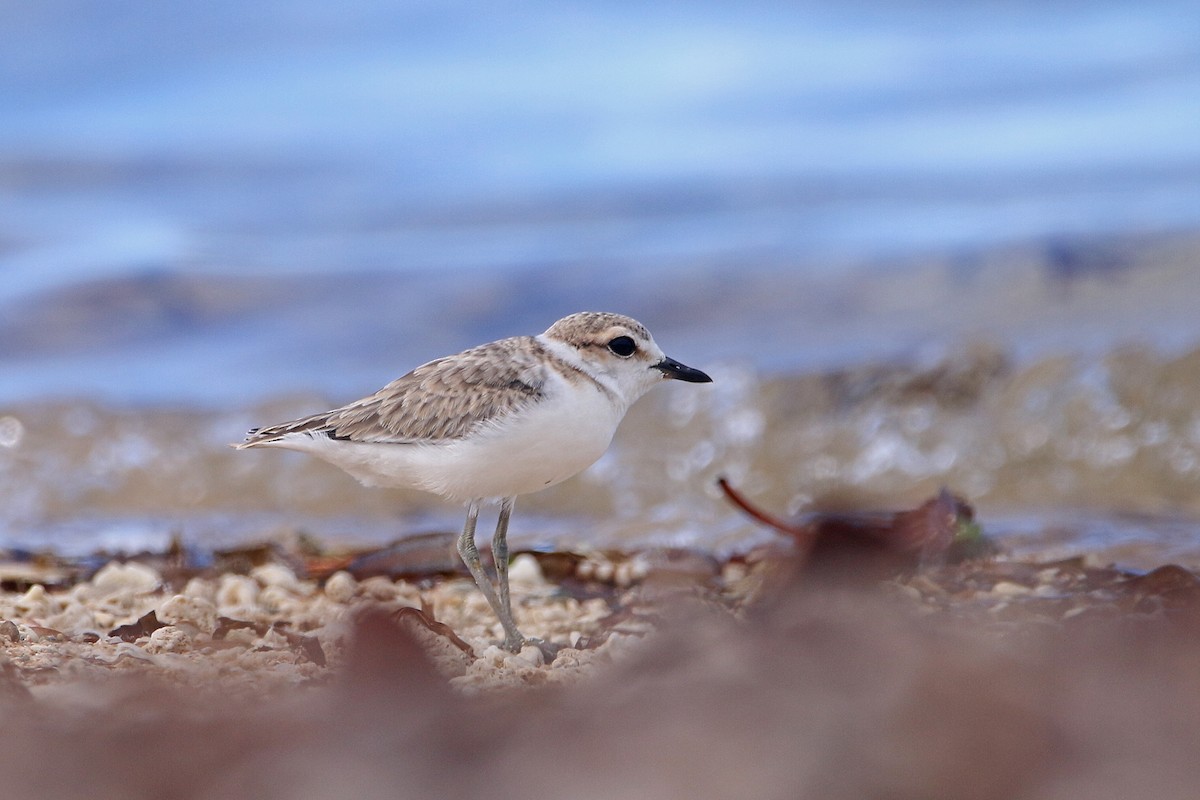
[0,620,20,643]
[1115,564,1200,619]
[0,556,76,592]
[323,570,358,603]
[343,531,466,580]
[110,610,167,642]
[718,478,991,578]
[391,605,475,658]
[211,616,326,666]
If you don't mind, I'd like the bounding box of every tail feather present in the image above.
[233,413,334,449]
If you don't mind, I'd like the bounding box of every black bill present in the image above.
[653,356,713,383]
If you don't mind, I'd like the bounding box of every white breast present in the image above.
[268,368,627,502]
[421,377,624,500]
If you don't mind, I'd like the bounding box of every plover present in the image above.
[236,312,712,652]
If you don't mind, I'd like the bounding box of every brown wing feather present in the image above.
[241,337,549,446]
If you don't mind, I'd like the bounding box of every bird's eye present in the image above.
[607,335,637,357]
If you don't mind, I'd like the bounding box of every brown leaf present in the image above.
[305,555,356,581]
[346,532,467,580]
[270,622,327,667]
[109,610,166,642]
[1118,564,1200,616]
[211,617,326,665]
[719,478,985,582]
[212,617,268,640]
[717,477,811,540]
[391,606,475,657]
[27,625,66,640]
[212,541,309,580]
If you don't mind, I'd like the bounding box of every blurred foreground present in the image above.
[4,521,1200,800]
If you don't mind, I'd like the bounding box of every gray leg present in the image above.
[456,498,526,652]
[491,496,524,651]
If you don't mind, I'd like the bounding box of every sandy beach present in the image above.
[6,512,1200,799]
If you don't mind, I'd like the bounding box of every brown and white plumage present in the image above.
[240,336,554,446]
[236,311,712,651]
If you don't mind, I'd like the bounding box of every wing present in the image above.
[240,336,550,446]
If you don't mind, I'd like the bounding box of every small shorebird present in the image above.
[236,312,712,652]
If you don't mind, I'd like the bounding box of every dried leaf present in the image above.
[719,479,989,580]
[212,617,326,665]
[717,477,811,539]
[110,610,166,642]
[1118,564,1200,615]
[212,617,267,640]
[27,625,65,640]
[391,606,475,657]
[347,532,466,580]
[271,622,327,666]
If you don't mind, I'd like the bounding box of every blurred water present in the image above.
[4,1,1200,299]
[6,343,1200,565]
[4,2,1200,561]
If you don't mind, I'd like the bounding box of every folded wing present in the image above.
[238,337,549,447]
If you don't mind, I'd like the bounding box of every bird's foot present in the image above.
[503,632,536,653]
[502,632,560,659]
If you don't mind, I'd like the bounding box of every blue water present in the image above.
[3,0,1200,402]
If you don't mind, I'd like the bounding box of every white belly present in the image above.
[266,381,625,502]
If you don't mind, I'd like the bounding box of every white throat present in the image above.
[536,334,626,403]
